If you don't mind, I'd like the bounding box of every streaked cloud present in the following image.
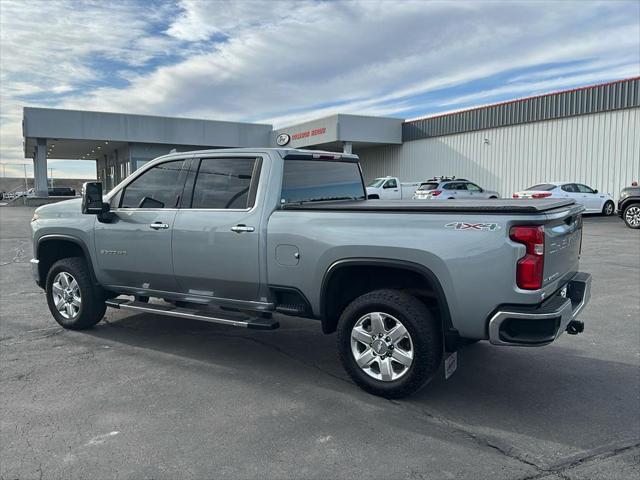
[1,0,638,177]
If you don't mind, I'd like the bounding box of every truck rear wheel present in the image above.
[337,289,442,398]
[45,257,106,330]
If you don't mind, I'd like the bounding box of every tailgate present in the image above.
[543,205,584,287]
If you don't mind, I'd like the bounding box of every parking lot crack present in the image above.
[516,441,640,480]
[388,400,544,471]
[0,327,64,346]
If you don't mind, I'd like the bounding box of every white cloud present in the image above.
[1,0,638,177]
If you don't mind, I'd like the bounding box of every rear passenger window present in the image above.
[577,184,594,193]
[120,160,187,209]
[191,158,258,209]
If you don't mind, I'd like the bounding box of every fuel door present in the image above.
[275,244,300,266]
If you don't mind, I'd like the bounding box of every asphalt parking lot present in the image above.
[1,206,638,480]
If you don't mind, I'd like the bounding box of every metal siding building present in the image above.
[358,78,640,199]
[21,77,639,199]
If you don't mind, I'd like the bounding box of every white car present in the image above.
[513,182,615,215]
[366,177,421,200]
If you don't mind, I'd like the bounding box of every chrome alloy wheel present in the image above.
[52,271,81,319]
[350,312,414,382]
[625,206,640,228]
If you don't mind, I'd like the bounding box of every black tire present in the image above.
[623,203,640,229]
[45,257,106,330]
[489,196,498,199]
[602,200,615,216]
[337,289,442,399]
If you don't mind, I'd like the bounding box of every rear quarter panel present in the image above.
[267,210,564,339]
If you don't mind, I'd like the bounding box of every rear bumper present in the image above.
[488,272,591,346]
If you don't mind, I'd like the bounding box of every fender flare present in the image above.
[36,234,99,285]
[319,257,454,333]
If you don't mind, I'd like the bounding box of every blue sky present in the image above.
[1,0,639,178]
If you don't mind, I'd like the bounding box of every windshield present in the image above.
[281,160,366,204]
[527,184,557,191]
[367,178,386,188]
[418,182,439,191]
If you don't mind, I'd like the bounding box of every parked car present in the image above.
[617,186,640,229]
[49,187,76,196]
[366,176,420,199]
[412,177,500,200]
[30,148,591,398]
[513,182,615,215]
[24,187,77,197]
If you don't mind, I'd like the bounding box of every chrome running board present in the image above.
[105,299,279,330]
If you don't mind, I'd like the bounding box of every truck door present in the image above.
[172,156,262,302]
[382,178,400,199]
[94,159,188,292]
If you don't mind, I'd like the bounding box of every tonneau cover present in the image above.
[281,198,575,214]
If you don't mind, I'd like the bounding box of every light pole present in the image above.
[0,163,30,190]
[49,168,54,187]
[0,163,30,204]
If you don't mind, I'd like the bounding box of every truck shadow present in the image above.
[84,309,640,460]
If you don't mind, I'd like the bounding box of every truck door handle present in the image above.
[230,224,255,233]
[149,222,169,230]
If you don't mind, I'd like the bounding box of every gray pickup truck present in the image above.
[30,148,591,398]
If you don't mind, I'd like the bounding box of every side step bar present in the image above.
[106,299,279,330]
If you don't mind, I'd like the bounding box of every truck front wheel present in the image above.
[337,289,442,398]
[45,257,106,330]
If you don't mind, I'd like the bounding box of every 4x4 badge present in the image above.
[445,222,501,231]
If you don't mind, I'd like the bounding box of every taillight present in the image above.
[512,193,519,198]
[430,190,442,196]
[510,225,544,290]
[531,192,552,199]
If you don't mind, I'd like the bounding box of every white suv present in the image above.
[413,177,500,200]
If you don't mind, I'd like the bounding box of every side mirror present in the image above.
[81,182,109,214]
[593,189,598,194]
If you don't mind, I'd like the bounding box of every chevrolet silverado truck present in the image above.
[30,148,591,398]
